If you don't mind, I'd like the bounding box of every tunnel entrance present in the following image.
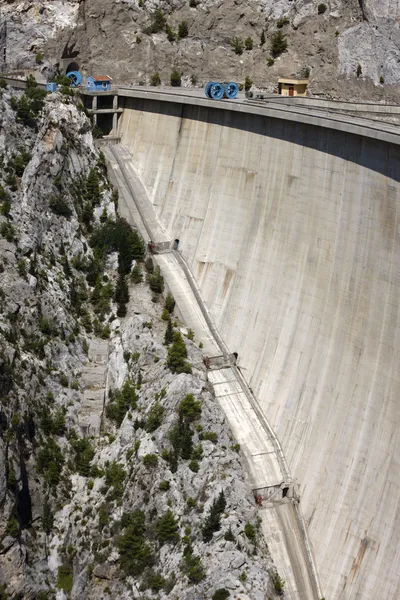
[173,239,180,250]
[66,61,79,74]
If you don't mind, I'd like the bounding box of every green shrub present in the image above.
[202,491,226,542]
[151,72,161,86]
[155,509,179,544]
[50,195,73,218]
[36,439,64,486]
[90,218,145,275]
[277,17,289,28]
[178,21,189,39]
[147,8,166,34]
[130,264,143,283]
[266,57,275,67]
[146,401,165,432]
[164,292,175,313]
[118,510,153,575]
[0,186,10,217]
[357,64,362,77]
[230,37,244,55]
[179,393,201,422]
[318,3,327,14]
[142,569,167,592]
[17,259,27,279]
[260,30,266,46]
[13,151,31,176]
[147,265,164,294]
[200,430,218,443]
[212,590,230,600]
[167,332,192,373]
[143,453,158,468]
[57,564,73,592]
[0,221,15,242]
[169,415,193,461]
[71,438,95,476]
[271,30,288,57]
[244,76,253,91]
[380,75,385,84]
[166,24,176,42]
[245,37,253,51]
[0,79,7,89]
[270,570,285,595]
[106,379,138,426]
[6,517,19,537]
[244,521,256,542]
[170,69,182,87]
[164,318,174,346]
[189,0,198,6]
[181,550,205,583]
[98,503,108,529]
[224,525,235,541]
[159,480,170,491]
[104,460,126,496]
[41,498,54,535]
[59,373,69,387]
[188,459,199,472]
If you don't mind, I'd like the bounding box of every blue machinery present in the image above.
[205,81,239,100]
[66,71,82,87]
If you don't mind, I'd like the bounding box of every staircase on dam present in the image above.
[104,143,322,600]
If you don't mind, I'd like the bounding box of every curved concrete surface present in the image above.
[116,96,400,599]
[105,144,321,599]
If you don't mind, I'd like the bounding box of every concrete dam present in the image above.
[106,90,400,599]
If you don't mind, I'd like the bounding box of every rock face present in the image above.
[0,83,280,598]
[2,0,400,100]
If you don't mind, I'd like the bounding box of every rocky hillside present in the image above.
[0,80,282,599]
[2,0,400,100]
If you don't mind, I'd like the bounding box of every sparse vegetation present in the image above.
[271,30,288,57]
[178,21,189,39]
[151,72,161,86]
[245,37,254,51]
[277,17,290,29]
[170,69,182,87]
[202,491,226,542]
[318,3,327,14]
[230,37,244,55]
[244,76,253,92]
[167,331,192,374]
[155,509,179,544]
[357,64,362,77]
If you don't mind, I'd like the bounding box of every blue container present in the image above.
[46,82,57,92]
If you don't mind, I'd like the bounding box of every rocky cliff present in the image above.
[2,0,400,100]
[0,81,282,599]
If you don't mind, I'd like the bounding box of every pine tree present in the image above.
[260,30,266,46]
[42,498,54,535]
[202,491,227,542]
[164,317,174,345]
[155,509,179,544]
[166,331,192,373]
[86,168,101,206]
[164,292,175,313]
[131,264,143,284]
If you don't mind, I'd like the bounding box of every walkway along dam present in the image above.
[101,89,400,599]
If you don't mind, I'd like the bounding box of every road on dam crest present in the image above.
[101,88,400,600]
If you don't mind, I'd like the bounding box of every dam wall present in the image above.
[118,97,400,599]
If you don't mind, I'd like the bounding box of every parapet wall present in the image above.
[118,96,400,600]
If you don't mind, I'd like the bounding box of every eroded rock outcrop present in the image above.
[0,82,280,599]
